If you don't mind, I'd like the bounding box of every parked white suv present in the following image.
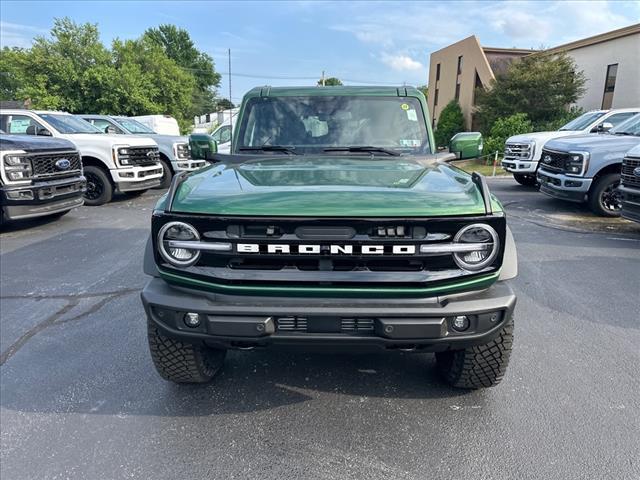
[0,110,163,205]
[503,108,640,186]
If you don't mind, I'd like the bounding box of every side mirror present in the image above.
[105,125,118,134]
[189,134,218,161]
[592,122,613,133]
[449,132,483,160]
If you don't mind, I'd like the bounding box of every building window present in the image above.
[457,55,463,75]
[601,63,618,109]
[434,88,439,106]
[436,63,441,81]
[455,83,461,101]
[472,70,482,105]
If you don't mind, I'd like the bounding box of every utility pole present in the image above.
[228,48,232,145]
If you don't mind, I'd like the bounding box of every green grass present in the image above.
[450,159,512,177]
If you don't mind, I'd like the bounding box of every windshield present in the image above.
[236,95,430,155]
[40,114,103,134]
[114,118,156,134]
[559,111,607,131]
[609,114,640,136]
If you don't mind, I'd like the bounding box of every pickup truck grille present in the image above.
[539,149,569,173]
[129,146,160,166]
[30,151,82,179]
[153,215,507,289]
[621,156,640,188]
[503,142,533,160]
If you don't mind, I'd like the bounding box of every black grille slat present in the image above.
[128,147,160,166]
[621,156,640,188]
[30,151,81,179]
[539,149,569,173]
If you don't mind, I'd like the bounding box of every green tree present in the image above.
[214,98,235,111]
[483,113,534,160]
[475,52,586,134]
[318,77,343,86]
[435,100,465,148]
[143,24,221,118]
[417,84,428,99]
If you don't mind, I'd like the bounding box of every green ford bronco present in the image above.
[141,86,518,389]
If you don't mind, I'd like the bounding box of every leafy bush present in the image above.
[435,100,465,148]
[534,106,584,132]
[484,113,534,161]
[475,52,586,135]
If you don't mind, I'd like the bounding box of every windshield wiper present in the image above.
[323,146,401,156]
[612,131,633,136]
[238,145,300,155]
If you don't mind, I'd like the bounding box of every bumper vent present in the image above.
[341,318,375,332]
[277,317,308,331]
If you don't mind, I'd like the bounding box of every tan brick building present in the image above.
[427,24,640,132]
[426,36,534,131]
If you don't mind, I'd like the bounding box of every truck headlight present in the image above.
[452,224,499,271]
[175,143,191,159]
[115,147,132,166]
[566,152,589,176]
[158,221,201,267]
[3,154,33,181]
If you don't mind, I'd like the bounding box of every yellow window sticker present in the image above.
[401,103,410,110]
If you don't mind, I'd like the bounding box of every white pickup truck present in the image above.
[0,110,163,205]
[502,108,640,186]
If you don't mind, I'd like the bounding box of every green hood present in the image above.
[164,156,500,217]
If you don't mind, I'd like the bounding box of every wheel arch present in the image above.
[81,156,115,186]
[589,163,621,192]
[158,151,175,174]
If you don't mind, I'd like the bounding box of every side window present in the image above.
[90,118,120,133]
[219,126,231,143]
[605,112,637,127]
[2,114,44,135]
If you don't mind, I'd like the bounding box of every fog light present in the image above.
[452,315,470,332]
[6,190,34,200]
[183,312,201,328]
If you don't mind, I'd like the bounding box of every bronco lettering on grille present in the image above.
[237,243,417,255]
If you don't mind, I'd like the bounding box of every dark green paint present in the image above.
[161,156,502,217]
[159,268,501,298]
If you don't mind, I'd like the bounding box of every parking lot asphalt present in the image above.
[1,179,639,480]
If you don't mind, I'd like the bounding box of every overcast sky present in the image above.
[1,0,639,102]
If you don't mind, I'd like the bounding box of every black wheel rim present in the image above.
[85,172,104,201]
[601,180,621,212]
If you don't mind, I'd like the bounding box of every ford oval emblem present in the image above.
[543,155,552,163]
[55,158,71,170]
[634,167,640,177]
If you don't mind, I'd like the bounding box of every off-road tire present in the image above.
[588,173,621,217]
[147,319,226,383]
[513,173,537,187]
[83,165,113,206]
[156,158,173,190]
[435,315,514,389]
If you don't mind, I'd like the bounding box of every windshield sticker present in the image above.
[399,139,421,147]
[406,109,418,121]
[400,103,410,111]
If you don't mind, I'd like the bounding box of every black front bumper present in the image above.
[142,278,516,352]
[0,176,86,220]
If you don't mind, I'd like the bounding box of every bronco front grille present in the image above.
[30,151,82,179]
[128,146,160,166]
[153,215,507,289]
[621,156,640,188]
[539,149,569,173]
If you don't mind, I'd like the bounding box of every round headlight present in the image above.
[158,221,201,267]
[452,223,499,271]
